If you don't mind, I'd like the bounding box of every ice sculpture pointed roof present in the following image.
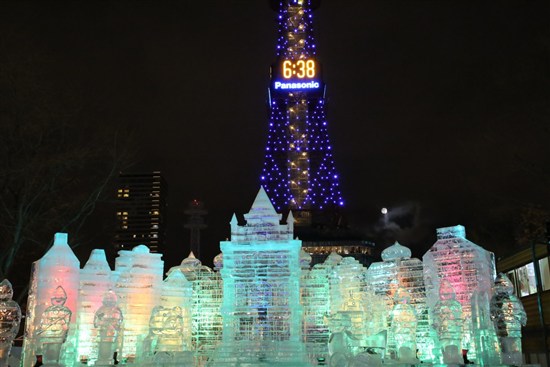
[381,241,411,261]
[324,251,343,266]
[228,187,294,243]
[83,249,111,274]
[213,252,223,271]
[180,251,202,268]
[0,279,14,301]
[244,186,281,223]
[40,232,80,268]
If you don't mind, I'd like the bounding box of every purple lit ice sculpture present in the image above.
[94,291,123,366]
[0,279,21,367]
[490,273,527,366]
[36,286,72,366]
[432,279,463,364]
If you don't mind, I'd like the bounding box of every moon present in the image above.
[381,207,388,215]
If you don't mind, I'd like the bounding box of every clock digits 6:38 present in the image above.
[282,59,316,79]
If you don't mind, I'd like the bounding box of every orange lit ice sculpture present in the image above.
[490,273,527,366]
[432,279,463,364]
[36,286,72,366]
[389,288,418,363]
[0,279,21,367]
[93,291,123,366]
[114,245,164,362]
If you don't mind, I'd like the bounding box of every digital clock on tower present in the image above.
[281,59,317,79]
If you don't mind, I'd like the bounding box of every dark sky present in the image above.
[2,1,549,269]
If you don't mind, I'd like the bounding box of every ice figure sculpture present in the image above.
[0,279,21,367]
[365,242,430,361]
[36,286,72,366]
[362,287,389,355]
[94,291,123,366]
[114,245,163,361]
[471,290,501,366]
[423,225,496,361]
[22,233,80,367]
[76,249,113,364]
[389,289,418,363]
[212,187,308,365]
[432,279,463,364]
[167,251,222,357]
[490,273,527,366]
[301,255,331,364]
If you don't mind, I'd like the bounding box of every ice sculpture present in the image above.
[114,245,164,361]
[471,289,502,366]
[167,251,222,357]
[22,233,80,367]
[389,288,418,363]
[362,287,389,355]
[301,258,331,364]
[76,249,113,364]
[423,225,496,361]
[212,187,308,365]
[490,273,527,366]
[0,279,21,367]
[366,242,431,361]
[328,313,355,367]
[432,279,463,364]
[36,286,72,366]
[94,291,123,366]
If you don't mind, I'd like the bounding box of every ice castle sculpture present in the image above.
[423,225,496,362]
[166,251,222,359]
[211,187,309,366]
[491,273,527,366]
[365,242,431,361]
[0,279,21,367]
[19,216,527,367]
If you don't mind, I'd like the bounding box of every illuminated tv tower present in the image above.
[261,0,343,226]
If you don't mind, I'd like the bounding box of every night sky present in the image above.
[2,1,549,269]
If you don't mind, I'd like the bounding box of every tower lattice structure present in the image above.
[261,0,343,226]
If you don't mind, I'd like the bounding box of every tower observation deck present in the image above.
[261,0,343,227]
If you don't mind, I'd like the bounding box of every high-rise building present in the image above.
[261,0,374,266]
[114,172,167,253]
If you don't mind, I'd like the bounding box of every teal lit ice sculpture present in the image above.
[491,273,527,366]
[300,251,331,364]
[76,249,113,364]
[167,251,222,358]
[432,279,463,364]
[389,288,418,363]
[212,187,309,365]
[94,291,123,366]
[423,225,496,362]
[0,279,21,367]
[471,289,502,366]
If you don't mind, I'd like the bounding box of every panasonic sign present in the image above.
[274,80,320,90]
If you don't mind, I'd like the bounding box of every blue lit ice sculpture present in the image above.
[490,273,527,366]
[432,279,463,364]
[94,291,123,366]
[0,279,21,367]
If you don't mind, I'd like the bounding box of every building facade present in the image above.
[114,172,167,253]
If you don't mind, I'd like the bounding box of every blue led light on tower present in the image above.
[262,0,343,224]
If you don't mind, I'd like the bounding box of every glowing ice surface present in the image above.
[0,279,21,367]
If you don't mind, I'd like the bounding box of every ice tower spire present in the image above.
[261,0,343,225]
